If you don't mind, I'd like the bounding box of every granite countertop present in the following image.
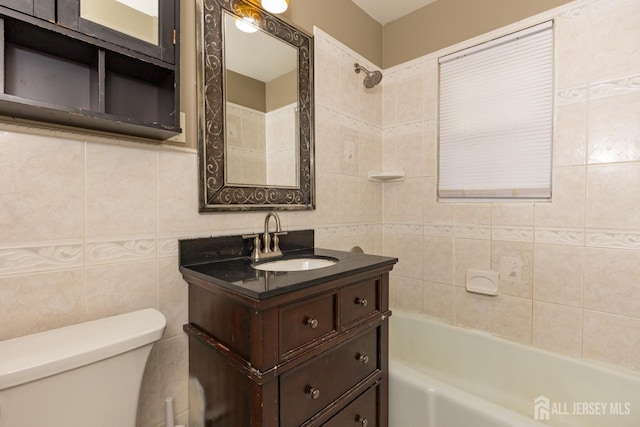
[179,231,397,299]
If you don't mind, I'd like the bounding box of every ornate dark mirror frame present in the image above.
[196,0,315,212]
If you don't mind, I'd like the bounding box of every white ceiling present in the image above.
[351,0,439,25]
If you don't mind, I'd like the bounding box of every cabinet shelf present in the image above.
[0,6,180,140]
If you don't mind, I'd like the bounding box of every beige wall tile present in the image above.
[382,79,399,127]
[424,177,454,224]
[422,60,438,121]
[209,212,261,235]
[392,275,424,313]
[86,143,157,238]
[533,301,583,357]
[588,94,640,164]
[491,240,533,299]
[424,235,454,285]
[358,133,382,178]
[314,37,341,111]
[158,257,188,339]
[454,238,491,287]
[587,163,640,232]
[158,151,210,235]
[339,50,361,119]
[0,132,84,242]
[0,269,84,340]
[535,165,586,228]
[454,203,491,225]
[423,281,453,322]
[589,0,640,82]
[492,203,534,227]
[396,74,424,124]
[584,247,640,318]
[583,310,640,372]
[339,126,360,177]
[314,108,342,175]
[554,102,587,166]
[382,130,425,178]
[533,244,584,307]
[555,2,589,89]
[453,287,495,332]
[85,260,158,320]
[315,172,341,225]
[385,229,424,280]
[339,176,381,224]
[359,82,382,125]
[423,120,437,178]
[383,177,423,223]
[490,295,532,345]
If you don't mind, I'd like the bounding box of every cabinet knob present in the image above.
[355,297,368,307]
[306,386,320,399]
[356,415,369,426]
[356,353,369,364]
[306,318,319,329]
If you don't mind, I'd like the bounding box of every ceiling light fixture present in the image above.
[261,0,288,14]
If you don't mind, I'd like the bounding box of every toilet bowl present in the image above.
[0,308,166,427]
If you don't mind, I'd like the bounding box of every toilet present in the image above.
[0,308,166,427]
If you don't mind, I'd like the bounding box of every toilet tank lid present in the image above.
[0,308,166,391]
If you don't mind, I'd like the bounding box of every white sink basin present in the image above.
[252,257,338,272]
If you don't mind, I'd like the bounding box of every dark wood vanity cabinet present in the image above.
[184,266,393,427]
[0,0,180,139]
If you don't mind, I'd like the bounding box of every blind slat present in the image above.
[438,21,554,200]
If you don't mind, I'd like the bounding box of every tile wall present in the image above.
[383,0,640,374]
[0,28,383,427]
[4,1,639,424]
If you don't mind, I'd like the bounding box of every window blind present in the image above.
[438,21,554,199]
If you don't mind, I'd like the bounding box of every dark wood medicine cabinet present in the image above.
[0,0,180,140]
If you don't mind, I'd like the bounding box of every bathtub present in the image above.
[389,311,640,427]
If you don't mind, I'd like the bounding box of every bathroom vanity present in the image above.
[180,230,397,426]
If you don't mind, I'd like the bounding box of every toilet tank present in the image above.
[0,309,166,427]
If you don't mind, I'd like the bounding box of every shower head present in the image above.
[354,63,383,89]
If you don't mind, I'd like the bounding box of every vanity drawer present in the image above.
[280,328,378,427]
[280,292,337,357]
[323,385,379,427]
[340,278,379,327]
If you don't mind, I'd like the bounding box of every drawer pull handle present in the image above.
[356,353,369,364]
[355,297,368,307]
[306,386,320,399]
[356,415,369,426]
[306,318,319,329]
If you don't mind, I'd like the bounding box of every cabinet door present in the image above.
[56,0,177,64]
[1,0,54,20]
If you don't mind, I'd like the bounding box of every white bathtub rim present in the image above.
[390,309,640,382]
[390,359,545,427]
[389,310,640,427]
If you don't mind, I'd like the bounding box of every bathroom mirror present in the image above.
[196,0,314,212]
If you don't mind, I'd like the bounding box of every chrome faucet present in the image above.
[243,212,288,261]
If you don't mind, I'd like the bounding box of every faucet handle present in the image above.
[272,231,287,254]
[242,234,262,260]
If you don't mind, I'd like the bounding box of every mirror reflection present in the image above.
[223,11,299,187]
[80,0,159,45]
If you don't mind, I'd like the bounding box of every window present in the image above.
[438,21,554,199]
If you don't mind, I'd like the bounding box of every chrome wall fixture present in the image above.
[354,63,383,88]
